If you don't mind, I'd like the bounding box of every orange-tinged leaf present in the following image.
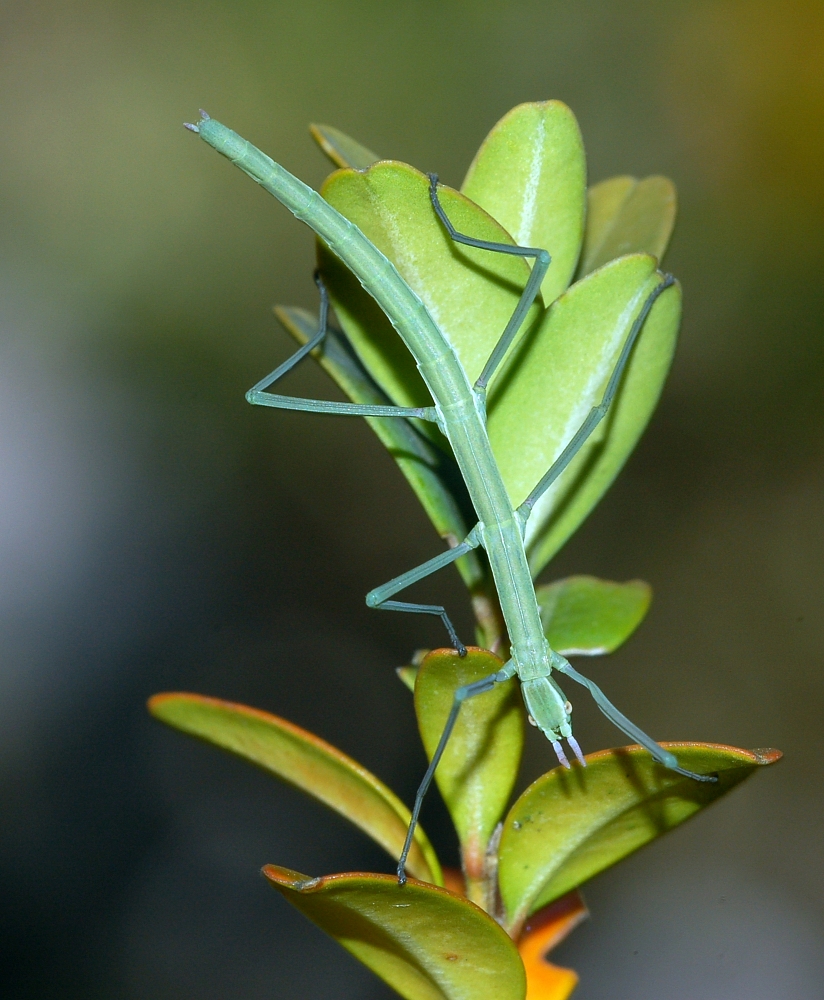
[264,866,526,1000]
[498,743,782,934]
[148,693,442,885]
[518,891,588,1000]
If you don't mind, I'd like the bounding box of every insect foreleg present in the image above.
[518,275,676,517]
[365,527,482,656]
[555,658,717,783]
[247,272,438,421]
[428,174,550,393]
[397,659,517,885]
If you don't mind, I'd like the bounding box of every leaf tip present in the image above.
[750,747,783,766]
[146,691,179,717]
[262,864,320,892]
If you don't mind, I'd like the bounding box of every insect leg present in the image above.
[366,527,482,655]
[247,272,438,421]
[555,658,717,783]
[518,275,676,517]
[397,660,517,884]
[428,174,550,392]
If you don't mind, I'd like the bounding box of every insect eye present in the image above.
[527,714,538,727]
[564,701,573,715]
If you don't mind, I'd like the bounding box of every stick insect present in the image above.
[185,111,717,884]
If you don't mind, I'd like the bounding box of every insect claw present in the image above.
[552,740,571,769]
[199,109,211,120]
[568,735,586,766]
[183,122,200,133]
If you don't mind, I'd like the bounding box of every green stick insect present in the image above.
[185,110,717,884]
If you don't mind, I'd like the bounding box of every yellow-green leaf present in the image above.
[578,176,677,277]
[397,664,419,692]
[310,123,380,170]
[319,161,540,408]
[462,100,586,305]
[537,576,651,655]
[396,649,430,693]
[264,866,526,1000]
[497,744,782,935]
[148,692,442,885]
[414,649,523,887]
[486,254,679,577]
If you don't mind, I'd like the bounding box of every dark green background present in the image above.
[1,2,822,997]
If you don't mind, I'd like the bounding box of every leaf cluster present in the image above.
[149,682,778,1000]
[148,103,781,1000]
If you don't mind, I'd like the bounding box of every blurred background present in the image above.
[1,1,822,997]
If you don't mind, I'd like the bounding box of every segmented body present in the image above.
[196,116,572,736]
[188,113,717,825]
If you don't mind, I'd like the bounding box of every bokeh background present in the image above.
[1,2,822,997]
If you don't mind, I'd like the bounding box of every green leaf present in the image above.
[310,123,380,170]
[497,744,782,935]
[396,664,419,692]
[489,254,681,576]
[274,306,483,590]
[319,161,541,407]
[462,100,586,306]
[577,176,677,277]
[264,867,525,1000]
[396,649,430,693]
[536,576,652,655]
[485,254,681,577]
[414,649,523,885]
[148,692,442,886]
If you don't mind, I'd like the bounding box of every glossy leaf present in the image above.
[577,177,636,272]
[498,744,782,934]
[415,649,524,885]
[319,161,540,407]
[462,100,586,306]
[264,866,526,1000]
[578,176,677,277]
[396,647,431,694]
[397,664,420,693]
[148,692,442,885]
[536,575,652,655]
[518,891,588,1000]
[275,306,483,590]
[525,265,678,576]
[486,254,680,576]
[310,123,380,170]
